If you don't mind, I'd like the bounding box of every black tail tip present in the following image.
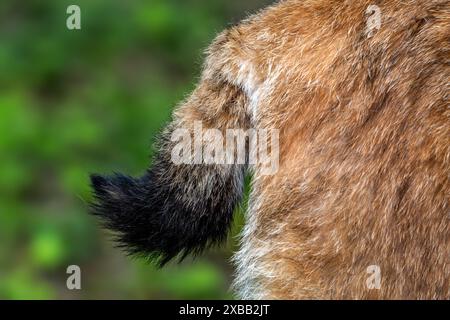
[90,174,109,196]
[89,173,115,220]
[89,172,146,220]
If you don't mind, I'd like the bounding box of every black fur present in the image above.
[90,153,245,266]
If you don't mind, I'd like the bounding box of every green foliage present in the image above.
[0,0,272,299]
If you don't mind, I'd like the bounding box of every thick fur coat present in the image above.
[91,0,450,299]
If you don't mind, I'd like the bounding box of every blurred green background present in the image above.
[0,0,273,299]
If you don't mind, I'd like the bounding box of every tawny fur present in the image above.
[229,0,450,300]
[92,0,449,299]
